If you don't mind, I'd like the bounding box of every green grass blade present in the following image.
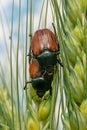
[25,0,29,109]
[10,0,15,129]
[44,0,48,28]
[16,0,22,129]
[38,0,45,29]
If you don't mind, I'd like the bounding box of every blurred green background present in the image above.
[0,0,87,130]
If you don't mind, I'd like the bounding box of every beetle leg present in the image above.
[29,34,32,37]
[50,87,52,96]
[24,81,32,89]
[27,46,34,62]
[56,51,60,55]
[27,53,34,61]
[27,34,33,62]
[42,70,47,76]
[57,57,63,67]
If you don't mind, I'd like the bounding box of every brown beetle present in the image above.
[31,29,58,56]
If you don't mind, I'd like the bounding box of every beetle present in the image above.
[24,59,53,97]
[24,24,63,97]
[28,23,63,69]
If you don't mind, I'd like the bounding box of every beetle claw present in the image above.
[57,58,63,67]
[27,53,30,56]
[29,34,32,37]
[24,84,27,90]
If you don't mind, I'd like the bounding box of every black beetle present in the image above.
[24,59,53,97]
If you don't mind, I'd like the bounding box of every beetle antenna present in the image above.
[24,81,32,89]
[52,23,60,52]
[52,23,57,37]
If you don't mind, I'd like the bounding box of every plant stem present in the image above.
[10,0,14,129]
